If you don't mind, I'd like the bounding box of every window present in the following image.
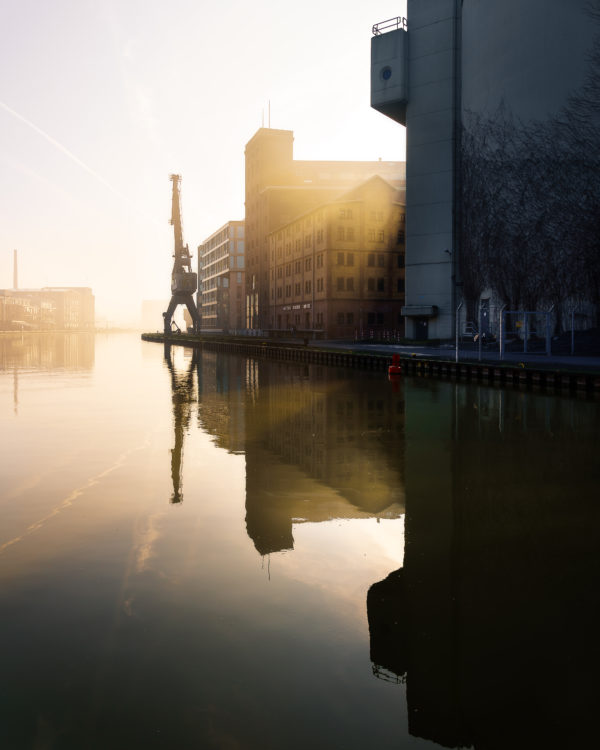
[397,252,405,267]
[397,278,405,293]
[316,254,323,268]
[347,312,354,324]
[367,253,375,267]
[346,252,354,266]
[305,235,311,248]
[337,312,345,324]
[337,277,344,291]
[316,312,323,326]
[286,285,291,297]
[277,287,282,298]
[305,257,312,271]
[368,229,376,241]
[346,227,355,241]
[317,277,323,292]
[397,229,405,244]
[377,278,385,292]
[378,254,385,267]
[337,227,345,241]
[295,260,302,273]
[277,267,282,278]
[346,277,354,292]
[295,282,301,295]
[237,256,244,268]
[377,230,385,242]
[286,264,291,276]
[368,278,375,291]
[337,252,344,266]
[377,313,384,325]
[305,280,312,294]
[367,312,375,325]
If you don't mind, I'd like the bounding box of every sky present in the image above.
[0,0,406,325]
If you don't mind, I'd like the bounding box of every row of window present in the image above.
[271,251,405,275]
[271,276,404,297]
[271,222,405,258]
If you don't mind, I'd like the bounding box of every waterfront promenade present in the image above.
[142,332,600,393]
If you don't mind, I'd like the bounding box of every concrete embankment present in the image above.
[141,332,600,394]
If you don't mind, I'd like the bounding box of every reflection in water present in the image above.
[179,351,405,556]
[164,343,199,503]
[244,362,405,555]
[0,332,95,372]
[3,334,600,748]
[367,381,600,748]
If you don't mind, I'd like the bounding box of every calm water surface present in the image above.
[1,333,599,749]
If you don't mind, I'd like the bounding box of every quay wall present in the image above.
[141,333,600,395]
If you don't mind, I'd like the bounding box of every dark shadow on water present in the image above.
[367,380,600,749]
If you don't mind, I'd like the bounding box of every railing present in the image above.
[372,16,408,36]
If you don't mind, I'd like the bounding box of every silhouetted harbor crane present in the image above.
[163,174,201,334]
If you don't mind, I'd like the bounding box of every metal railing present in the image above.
[372,16,408,35]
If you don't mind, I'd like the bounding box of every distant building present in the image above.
[268,176,405,338]
[198,220,245,331]
[244,127,405,329]
[0,287,94,330]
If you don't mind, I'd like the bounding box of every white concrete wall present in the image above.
[461,0,595,119]
[404,0,459,339]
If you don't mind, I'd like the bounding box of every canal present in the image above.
[1,332,598,749]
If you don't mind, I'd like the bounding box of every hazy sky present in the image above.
[1,0,406,324]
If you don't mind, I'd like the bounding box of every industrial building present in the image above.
[197,220,245,331]
[0,287,95,331]
[244,127,405,330]
[268,176,405,338]
[371,0,599,339]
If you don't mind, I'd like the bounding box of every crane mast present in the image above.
[163,174,201,334]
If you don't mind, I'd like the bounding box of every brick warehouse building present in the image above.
[268,176,405,338]
[244,127,404,330]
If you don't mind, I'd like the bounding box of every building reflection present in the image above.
[367,380,600,748]
[183,351,405,555]
[243,360,405,555]
[0,332,95,371]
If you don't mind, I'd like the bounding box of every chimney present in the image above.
[13,249,18,290]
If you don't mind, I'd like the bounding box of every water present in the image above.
[1,333,599,749]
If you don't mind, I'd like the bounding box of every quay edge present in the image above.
[141,333,600,395]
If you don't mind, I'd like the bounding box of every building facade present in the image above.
[268,176,406,339]
[198,220,245,331]
[244,127,405,330]
[371,0,598,339]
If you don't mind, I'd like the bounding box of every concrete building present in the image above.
[371,1,598,339]
[244,127,405,330]
[198,220,245,332]
[268,176,406,339]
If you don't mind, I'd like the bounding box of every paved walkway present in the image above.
[299,339,600,371]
